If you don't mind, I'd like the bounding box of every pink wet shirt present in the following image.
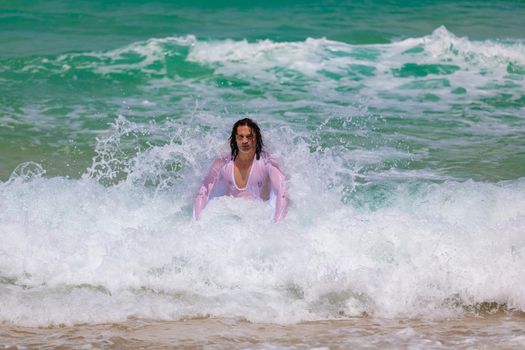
[193,151,288,222]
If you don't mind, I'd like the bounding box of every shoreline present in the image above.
[1,314,524,349]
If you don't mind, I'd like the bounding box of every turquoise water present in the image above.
[1,1,524,181]
[1,1,525,326]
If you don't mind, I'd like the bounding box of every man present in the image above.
[193,118,288,222]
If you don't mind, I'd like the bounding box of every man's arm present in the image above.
[267,156,288,223]
[193,157,227,220]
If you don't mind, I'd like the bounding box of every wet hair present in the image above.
[229,118,264,160]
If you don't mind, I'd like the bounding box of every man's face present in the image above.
[235,125,256,155]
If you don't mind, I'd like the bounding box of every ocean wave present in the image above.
[1,139,525,326]
[3,27,524,78]
[2,27,523,124]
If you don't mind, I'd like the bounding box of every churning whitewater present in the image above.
[1,25,525,326]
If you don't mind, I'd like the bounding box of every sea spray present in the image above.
[1,115,525,326]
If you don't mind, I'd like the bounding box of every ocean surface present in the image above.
[1,0,525,348]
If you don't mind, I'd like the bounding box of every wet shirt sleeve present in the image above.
[193,157,227,220]
[267,156,288,223]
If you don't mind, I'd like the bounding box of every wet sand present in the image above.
[1,314,524,349]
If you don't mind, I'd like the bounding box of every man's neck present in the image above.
[236,151,255,163]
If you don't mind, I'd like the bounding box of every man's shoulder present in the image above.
[258,150,270,162]
[211,154,231,167]
[219,154,231,162]
[259,151,281,167]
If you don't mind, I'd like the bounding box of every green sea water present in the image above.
[0,1,525,180]
[1,0,524,182]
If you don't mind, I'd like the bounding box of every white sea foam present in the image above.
[14,28,524,100]
[1,118,524,326]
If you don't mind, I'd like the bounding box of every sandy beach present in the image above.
[1,313,524,349]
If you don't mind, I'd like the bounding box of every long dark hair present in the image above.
[229,118,264,160]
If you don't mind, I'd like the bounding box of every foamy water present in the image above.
[1,116,524,327]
